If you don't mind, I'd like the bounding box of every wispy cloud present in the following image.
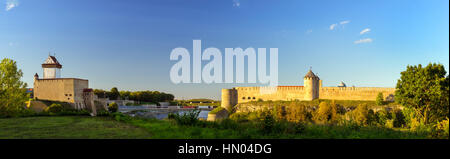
[306,29,313,34]
[6,0,19,11]
[360,28,370,35]
[340,20,350,25]
[329,24,337,30]
[233,0,240,7]
[354,38,373,44]
[330,20,350,30]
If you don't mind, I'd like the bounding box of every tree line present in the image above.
[94,87,175,103]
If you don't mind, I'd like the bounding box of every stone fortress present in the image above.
[221,69,396,111]
[33,55,106,115]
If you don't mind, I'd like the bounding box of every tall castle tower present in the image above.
[221,88,238,112]
[42,55,62,79]
[303,69,320,101]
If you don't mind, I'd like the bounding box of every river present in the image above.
[118,106,211,120]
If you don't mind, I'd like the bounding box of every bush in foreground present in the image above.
[108,102,118,112]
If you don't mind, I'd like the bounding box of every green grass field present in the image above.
[0,116,429,139]
[0,116,152,139]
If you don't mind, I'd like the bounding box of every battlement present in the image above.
[321,87,395,91]
[220,69,396,110]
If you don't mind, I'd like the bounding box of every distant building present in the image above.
[33,55,106,115]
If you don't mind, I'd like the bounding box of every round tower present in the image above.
[221,88,237,112]
[303,69,320,101]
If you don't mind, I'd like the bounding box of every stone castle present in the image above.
[33,55,105,115]
[221,69,395,111]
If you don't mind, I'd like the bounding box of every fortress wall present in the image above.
[34,79,89,105]
[34,79,74,103]
[236,86,307,103]
[73,79,88,104]
[319,87,396,101]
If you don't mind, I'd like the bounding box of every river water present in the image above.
[118,106,211,120]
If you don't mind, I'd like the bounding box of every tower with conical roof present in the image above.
[42,55,62,79]
[303,69,320,101]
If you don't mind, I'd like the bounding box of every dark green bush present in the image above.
[108,102,119,112]
[113,112,132,122]
[376,92,385,106]
[261,112,275,134]
[392,109,406,128]
[171,110,200,126]
[96,110,111,117]
[167,113,176,119]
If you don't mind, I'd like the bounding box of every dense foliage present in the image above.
[0,58,29,117]
[94,88,175,103]
[376,92,384,106]
[108,102,118,112]
[395,63,449,124]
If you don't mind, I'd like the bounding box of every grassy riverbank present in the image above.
[0,116,428,139]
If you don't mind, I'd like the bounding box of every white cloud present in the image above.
[306,29,313,34]
[360,28,371,35]
[329,24,337,30]
[6,0,19,11]
[354,38,373,44]
[330,20,350,30]
[340,20,350,25]
[233,0,240,7]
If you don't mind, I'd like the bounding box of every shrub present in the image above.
[392,109,406,128]
[313,102,334,124]
[375,109,390,126]
[285,102,309,123]
[367,109,377,125]
[172,110,200,126]
[167,113,176,119]
[293,122,306,134]
[113,112,132,122]
[217,118,240,130]
[375,92,384,106]
[229,112,250,122]
[353,104,369,126]
[108,102,118,112]
[385,119,394,128]
[434,118,449,139]
[96,110,111,117]
[261,111,275,134]
[45,104,63,113]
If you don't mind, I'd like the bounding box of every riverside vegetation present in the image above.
[0,57,448,139]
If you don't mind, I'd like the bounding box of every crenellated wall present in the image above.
[220,70,396,110]
[319,87,395,101]
[235,86,307,104]
[222,86,396,109]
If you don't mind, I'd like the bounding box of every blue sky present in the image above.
[1,0,448,100]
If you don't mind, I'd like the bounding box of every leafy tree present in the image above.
[353,104,369,126]
[376,92,384,106]
[313,102,333,124]
[94,89,107,98]
[286,102,308,123]
[108,102,118,112]
[119,91,131,100]
[109,87,120,100]
[0,58,29,117]
[395,63,449,124]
